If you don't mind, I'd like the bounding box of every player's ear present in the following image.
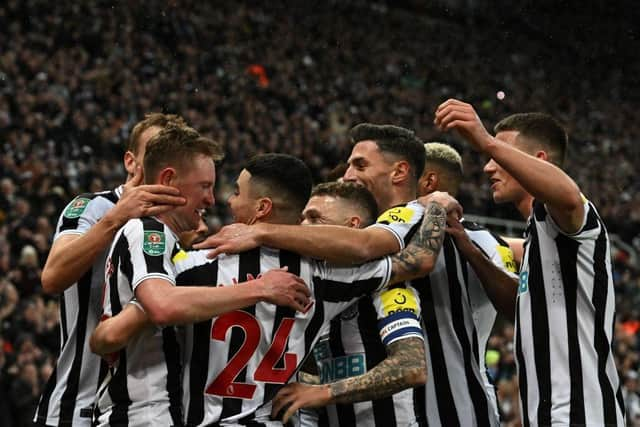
[420,171,438,196]
[347,215,362,229]
[535,150,548,161]
[158,167,177,186]
[255,197,273,220]
[391,160,410,185]
[124,151,137,176]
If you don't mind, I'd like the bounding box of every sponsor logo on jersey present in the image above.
[63,197,90,219]
[143,231,166,256]
[318,354,366,382]
[497,245,518,273]
[380,287,418,316]
[377,206,414,224]
[518,271,529,294]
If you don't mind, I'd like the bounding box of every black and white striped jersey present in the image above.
[95,217,183,427]
[516,199,624,426]
[420,220,517,427]
[310,201,427,427]
[174,246,393,426]
[35,187,122,427]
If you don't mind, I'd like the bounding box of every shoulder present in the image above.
[376,201,423,225]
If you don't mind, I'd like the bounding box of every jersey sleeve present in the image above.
[542,196,601,240]
[368,200,424,249]
[173,249,219,287]
[314,256,392,321]
[373,284,424,346]
[468,230,519,278]
[54,194,111,240]
[123,221,177,292]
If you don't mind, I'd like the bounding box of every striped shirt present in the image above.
[95,217,183,427]
[174,247,393,426]
[516,199,625,426]
[374,204,514,427]
[35,187,122,427]
[311,201,427,427]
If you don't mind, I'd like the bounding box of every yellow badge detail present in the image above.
[380,287,418,316]
[497,245,517,273]
[172,250,188,264]
[580,193,588,203]
[377,207,414,224]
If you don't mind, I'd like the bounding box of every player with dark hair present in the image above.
[93,134,311,426]
[197,125,464,426]
[435,99,624,426]
[173,153,443,426]
[34,113,187,427]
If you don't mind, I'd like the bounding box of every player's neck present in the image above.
[516,194,535,219]
[379,188,416,212]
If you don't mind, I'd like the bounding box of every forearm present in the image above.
[90,303,150,355]
[390,202,446,283]
[260,224,398,265]
[461,243,518,321]
[329,338,426,404]
[484,138,582,213]
[42,214,123,294]
[143,282,265,326]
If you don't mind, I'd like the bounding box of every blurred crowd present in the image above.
[0,0,638,425]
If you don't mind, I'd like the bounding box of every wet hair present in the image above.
[143,123,224,182]
[310,181,378,227]
[245,153,313,216]
[127,113,187,154]
[494,113,568,167]
[349,123,425,183]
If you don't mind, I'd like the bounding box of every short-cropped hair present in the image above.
[311,181,379,227]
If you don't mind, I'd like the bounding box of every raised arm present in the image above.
[42,168,185,294]
[196,222,403,265]
[434,98,584,234]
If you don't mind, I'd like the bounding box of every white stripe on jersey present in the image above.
[96,217,182,427]
[175,247,392,426]
[35,187,121,427]
[515,199,624,426]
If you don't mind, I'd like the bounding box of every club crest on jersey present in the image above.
[63,197,90,219]
[376,206,414,224]
[143,231,165,256]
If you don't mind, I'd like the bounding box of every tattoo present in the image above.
[329,337,426,404]
[390,202,446,282]
[298,371,321,385]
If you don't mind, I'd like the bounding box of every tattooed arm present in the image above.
[272,338,426,423]
[388,201,446,284]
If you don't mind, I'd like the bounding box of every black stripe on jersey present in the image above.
[262,251,300,403]
[102,189,119,204]
[109,236,132,425]
[443,238,491,426]
[526,222,552,426]
[515,236,530,427]
[178,261,218,426]
[315,277,382,303]
[556,234,585,424]
[35,365,57,423]
[58,268,93,423]
[328,317,357,426]
[220,249,261,421]
[413,384,427,426]
[141,218,169,275]
[402,221,421,248]
[162,327,183,425]
[582,203,600,233]
[358,297,397,426]
[59,192,97,232]
[592,227,621,425]
[415,274,460,427]
[60,293,69,345]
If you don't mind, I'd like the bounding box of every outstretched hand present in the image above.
[271,382,331,424]
[193,223,263,259]
[255,267,312,312]
[109,165,186,226]
[434,99,492,151]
